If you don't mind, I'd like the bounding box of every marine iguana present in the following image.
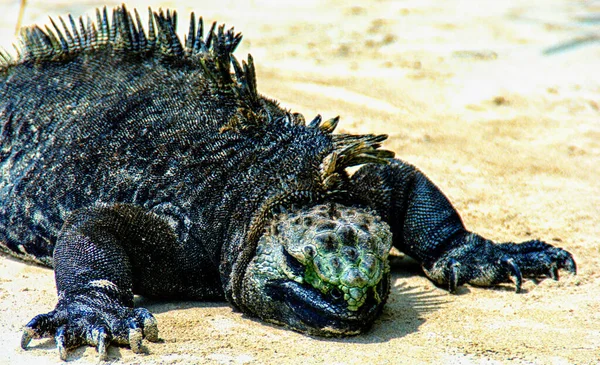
[0,5,576,361]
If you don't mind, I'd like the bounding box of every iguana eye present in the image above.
[283,248,305,276]
[330,287,343,300]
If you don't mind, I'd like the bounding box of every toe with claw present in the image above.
[424,234,576,293]
[20,295,159,361]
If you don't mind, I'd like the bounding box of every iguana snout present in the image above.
[280,205,391,311]
[241,203,392,335]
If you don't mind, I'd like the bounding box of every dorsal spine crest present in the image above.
[1,4,394,178]
[0,4,253,105]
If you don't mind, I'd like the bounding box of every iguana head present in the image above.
[241,203,392,336]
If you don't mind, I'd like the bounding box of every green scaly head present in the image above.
[241,203,392,335]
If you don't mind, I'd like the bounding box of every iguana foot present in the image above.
[422,234,576,293]
[20,291,158,361]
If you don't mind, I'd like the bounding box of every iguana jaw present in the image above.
[240,203,392,336]
[263,270,390,336]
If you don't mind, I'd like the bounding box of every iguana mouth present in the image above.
[260,248,388,335]
[265,273,389,336]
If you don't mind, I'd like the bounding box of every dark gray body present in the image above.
[0,44,333,298]
[0,6,575,361]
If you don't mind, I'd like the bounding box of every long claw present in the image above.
[136,308,159,342]
[21,294,157,360]
[128,326,143,354]
[549,263,559,280]
[55,325,68,361]
[501,256,522,293]
[21,312,55,349]
[88,326,109,361]
[96,328,109,361]
[564,256,577,275]
[426,237,575,294]
[448,258,461,294]
[97,340,108,361]
[21,327,35,349]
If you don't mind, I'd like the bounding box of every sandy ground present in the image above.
[0,0,599,364]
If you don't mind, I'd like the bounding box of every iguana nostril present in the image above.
[276,224,284,235]
[303,245,315,257]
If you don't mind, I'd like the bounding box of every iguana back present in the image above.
[0,8,342,270]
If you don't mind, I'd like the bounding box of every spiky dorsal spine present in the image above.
[1,5,394,179]
[0,4,256,113]
[306,115,395,191]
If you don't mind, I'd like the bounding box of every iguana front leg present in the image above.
[20,204,180,360]
[348,159,576,293]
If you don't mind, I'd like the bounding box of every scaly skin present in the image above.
[276,204,391,312]
[241,203,392,335]
[0,5,576,361]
